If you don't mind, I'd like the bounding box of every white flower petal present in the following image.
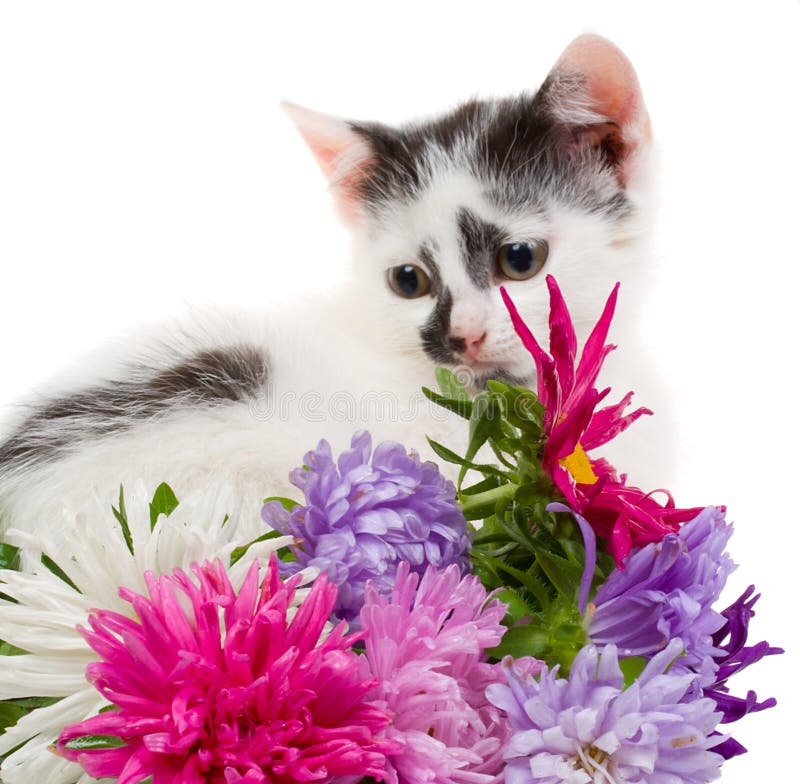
[0,688,103,753]
[0,655,88,698]
[0,606,91,655]
[0,478,290,783]
[0,688,108,784]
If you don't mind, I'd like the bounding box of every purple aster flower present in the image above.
[262,430,470,628]
[588,506,735,672]
[360,561,511,784]
[488,639,724,784]
[703,585,783,759]
[570,504,781,762]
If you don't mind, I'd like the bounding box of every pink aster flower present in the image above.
[501,276,701,565]
[359,562,513,784]
[56,556,393,784]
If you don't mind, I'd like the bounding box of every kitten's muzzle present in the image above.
[447,331,487,362]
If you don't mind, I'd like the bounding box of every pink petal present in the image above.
[582,391,653,451]
[609,515,634,569]
[59,558,393,784]
[570,283,620,405]
[551,464,583,509]
[546,387,609,463]
[545,276,577,401]
[500,286,558,413]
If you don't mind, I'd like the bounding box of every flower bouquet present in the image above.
[0,276,781,784]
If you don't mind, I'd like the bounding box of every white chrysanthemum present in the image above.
[0,481,296,784]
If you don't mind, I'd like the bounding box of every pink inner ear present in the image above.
[303,135,347,178]
[556,35,649,135]
[299,129,373,219]
[283,102,374,223]
[283,104,356,180]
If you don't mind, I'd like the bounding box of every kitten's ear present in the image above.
[544,35,651,185]
[282,102,374,224]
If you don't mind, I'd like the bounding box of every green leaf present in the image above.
[489,622,550,659]
[513,481,552,507]
[63,734,127,751]
[484,379,508,395]
[111,485,134,556]
[497,508,537,551]
[0,697,61,732]
[435,367,471,402]
[619,656,648,688]
[0,542,20,571]
[230,530,288,566]
[426,439,508,478]
[460,475,502,496]
[421,387,473,420]
[460,392,504,485]
[149,482,180,530]
[473,552,551,611]
[427,437,467,466]
[6,696,60,710]
[533,548,581,600]
[494,587,535,624]
[458,482,518,521]
[262,496,300,512]
[0,702,27,733]
[40,554,80,593]
[0,639,29,656]
[488,440,517,470]
[491,380,543,413]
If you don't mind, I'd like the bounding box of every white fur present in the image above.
[0,156,666,540]
[0,38,670,538]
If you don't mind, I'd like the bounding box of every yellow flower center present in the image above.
[559,443,599,485]
[574,745,620,784]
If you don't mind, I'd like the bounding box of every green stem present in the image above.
[459,482,519,518]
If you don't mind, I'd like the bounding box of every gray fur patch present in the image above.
[351,77,633,220]
[419,288,457,365]
[0,346,268,472]
[456,207,505,289]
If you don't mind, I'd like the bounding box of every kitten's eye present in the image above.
[387,264,431,299]
[496,241,549,281]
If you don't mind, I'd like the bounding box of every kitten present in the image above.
[0,35,657,535]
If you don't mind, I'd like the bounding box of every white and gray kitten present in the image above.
[0,35,660,535]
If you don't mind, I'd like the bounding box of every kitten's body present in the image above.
[0,35,664,535]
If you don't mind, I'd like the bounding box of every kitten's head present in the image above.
[286,35,652,389]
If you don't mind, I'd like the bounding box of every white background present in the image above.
[0,2,797,780]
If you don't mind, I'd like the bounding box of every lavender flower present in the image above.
[703,585,783,759]
[488,640,724,784]
[262,430,470,628]
[584,506,781,761]
[588,506,735,672]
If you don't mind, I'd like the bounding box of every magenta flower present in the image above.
[502,276,701,565]
[57,557,394,784]
[360,562,512,784]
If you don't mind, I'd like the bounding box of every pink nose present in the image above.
[459,331,487,361]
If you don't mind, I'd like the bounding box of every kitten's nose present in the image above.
[448,331,487,361]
